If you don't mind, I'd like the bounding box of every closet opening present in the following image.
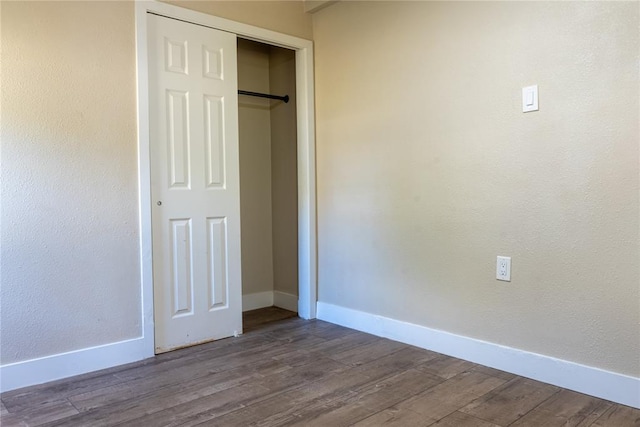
[237,38,299,323]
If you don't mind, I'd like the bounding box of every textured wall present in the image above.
[313,1,640,376]
[162,0,313,40]
[238,39,274,296]
[1,1,140,364]
[270,46,298,297]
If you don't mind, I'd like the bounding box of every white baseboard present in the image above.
[274,291,298,312]
[242,291,274,312]
[0,336,152,393]
[242,291,298,313]
[317,302,640,409]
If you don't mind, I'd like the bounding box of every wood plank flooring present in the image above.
[2,307,639,426]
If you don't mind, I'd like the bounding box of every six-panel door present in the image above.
[148,13,242,353]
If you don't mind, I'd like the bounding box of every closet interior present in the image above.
[237,38,299,315]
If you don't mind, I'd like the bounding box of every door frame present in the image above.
[135,1,317,356]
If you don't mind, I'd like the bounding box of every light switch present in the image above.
[525,91,534,106]
[522,85,538,112]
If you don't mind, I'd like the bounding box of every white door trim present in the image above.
[135,1,317,355]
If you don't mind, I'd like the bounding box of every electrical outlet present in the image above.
[496,256,511,281]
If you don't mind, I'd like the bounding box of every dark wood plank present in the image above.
[304,331,382,357]
[293,320,361,341]
[285,369,443,426]
[328,338,408,366]
[1,371,125,414]
[429,411,501,427]
[416,354,477,380]
[351,346,444,380]
[459,377,560,426]
[0,398,78,427]
[251,355,350,392]
[354,370,507,426]
[353,407,429,427]
[591,404,640,427]
[185,370,371,426]
[510,389,612,427]
[258,317,355,341]
[470,364,517,381]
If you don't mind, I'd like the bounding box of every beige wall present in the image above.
[313,1,639,377]
[162,0,312,40]
[1,1,140,364]
[238,39,274,296]
[270,46,298,297]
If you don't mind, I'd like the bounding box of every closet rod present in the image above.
[238,90,289,103]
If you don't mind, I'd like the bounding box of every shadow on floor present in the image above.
[242,306,297,334]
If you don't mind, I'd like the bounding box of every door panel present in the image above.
[148,13,241,353]
[204,95,225,188]
[166,90,190,188]
[206,217,228,310]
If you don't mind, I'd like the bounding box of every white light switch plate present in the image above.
[522,85,538,112]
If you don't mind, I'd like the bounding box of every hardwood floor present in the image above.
[2,307,639,426]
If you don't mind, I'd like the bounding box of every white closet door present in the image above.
[148,13,242,353]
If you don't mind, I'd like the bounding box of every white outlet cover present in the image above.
[497,256,511,282]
